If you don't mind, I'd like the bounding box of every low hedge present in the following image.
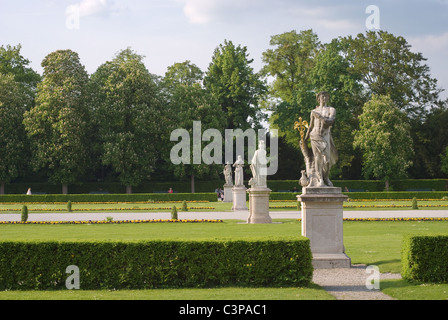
[269,191,448,201]
[402,235,448,283]
[0,193,218,203]
[0,238,313,290]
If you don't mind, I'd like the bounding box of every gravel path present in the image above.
[312,264,402,300]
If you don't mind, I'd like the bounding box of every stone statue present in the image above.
[223,162,233,186]
[298,91,338,188]
[249,140,268,188]
[233,155,245,187]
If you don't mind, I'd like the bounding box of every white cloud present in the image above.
[66,0,115,18]
[179,0,257,24]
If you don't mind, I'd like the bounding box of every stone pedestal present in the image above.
[247,187,272,224]
[232,186,248,211]
[223,184,233,203]
[297,187,351,268]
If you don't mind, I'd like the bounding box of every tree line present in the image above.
[1,30,448,194]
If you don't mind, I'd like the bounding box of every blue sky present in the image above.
[1,0,447,99]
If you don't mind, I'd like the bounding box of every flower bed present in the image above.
[0,219,224,225]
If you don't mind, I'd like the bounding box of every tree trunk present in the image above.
[0,182,4,195]
[126,185,132,194]
[62,184,68,195]
[191,173,195,193]
[385,180,390,192]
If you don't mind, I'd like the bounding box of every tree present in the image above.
[162,61,225,192]
[23,50,91,194]
[0,74,29,194]
[353,95,414,191]
[441,146,448,177]
[342,30,442,119]
[91,48,163,193]
[204,40,267,130]
[309,39,365,178]
[0,44,41,103]
[261,30,321,148]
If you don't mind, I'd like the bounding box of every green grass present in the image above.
[1,199,446,213]
[1,218,448,300]
[0,285,333,300]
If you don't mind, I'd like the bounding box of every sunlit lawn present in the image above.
[0,219,447,300]
[0,199,447,213]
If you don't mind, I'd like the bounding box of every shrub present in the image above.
[402,235,448,283]
[181,200,188,211]
[412,197,418,210]
[67,201,72,212]
[21,206,28,222]
[171,206,178,220]
[0,239,313,290]
[0,193,218,203]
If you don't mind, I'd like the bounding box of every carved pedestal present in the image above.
[297,187,351,268]
[232,186,248,211]
[247,187,272,224]
[223,185,233,203]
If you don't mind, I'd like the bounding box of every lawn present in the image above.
[0,219,447,300]
[0,199,446,213]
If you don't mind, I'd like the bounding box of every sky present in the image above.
[1,0,448,100]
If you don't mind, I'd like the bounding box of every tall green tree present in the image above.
[0,74,29,193]
[162,61,225,192]
[204,40,267,130]
[261,30,321,148]
[23,50,91,194]
[0,44,41,104]
[91,48,163,193]
[353,95,414,190]
[342,30,442,118]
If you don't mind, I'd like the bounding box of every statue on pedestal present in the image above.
[223,162,233,186]
[295,91,338,188]
[233,155,245,187]
[249,140,268,188]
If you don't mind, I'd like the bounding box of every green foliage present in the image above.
[171,206,178,220]
[342,31,441,118]
[402,235,448,283]
[412,197,418,210]
[21,205,28,222]
[0,239,313,290]
[205,40,267,130]
[90,48,163,190]
[441,146,448,176]
[67,201,72,212]
[181,200,188,211]
[0,193,218,203]
[23,50,91,190]
[0,74,29,185]
[354,95,414,185]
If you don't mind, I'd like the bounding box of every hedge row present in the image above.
[4,179,448,195]
[0,239,313,290]
[269,191,448,201]
[0,193,218,203]
[402,235,448,283]
[1,191,446,203]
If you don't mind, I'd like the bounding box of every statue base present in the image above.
[247,187,272,224]
[297,187,351,268]
[232,186,248,211]
[223,184,233,203]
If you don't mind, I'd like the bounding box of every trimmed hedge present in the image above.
[3,179,447,195]
[0,193,218,203]
[0,238,313,290]
[402,235,448,283]
[269,191,448,201]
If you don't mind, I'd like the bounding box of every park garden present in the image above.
[1,28,448,301]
